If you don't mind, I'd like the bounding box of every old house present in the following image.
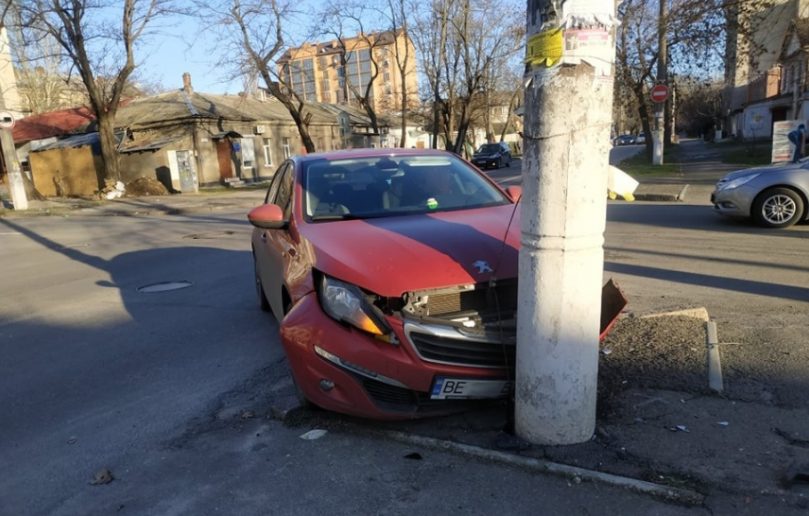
[26,74,389,196]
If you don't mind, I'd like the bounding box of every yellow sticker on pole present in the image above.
[525,28,564,67]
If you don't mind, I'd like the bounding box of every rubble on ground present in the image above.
[125,177,169,197]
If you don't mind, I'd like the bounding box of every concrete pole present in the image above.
[652,0,667,165]
[0,126,27,210]
[516,0,616,445]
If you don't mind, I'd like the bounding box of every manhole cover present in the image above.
[137,281,193,293]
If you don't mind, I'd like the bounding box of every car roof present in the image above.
[291,148,457,164]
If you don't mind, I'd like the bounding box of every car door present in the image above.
[255,161,293,320]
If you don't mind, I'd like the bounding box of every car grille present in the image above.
[408,331,514,368]
[359,377,462,413]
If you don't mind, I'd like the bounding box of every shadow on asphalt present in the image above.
[607,203,809,238]
[604,261,809,303]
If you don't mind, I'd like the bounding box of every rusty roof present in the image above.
[12,107,95,143]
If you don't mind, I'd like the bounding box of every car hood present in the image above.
[473,153,500,158]
[298,204,520,297]
[720,161,805,181]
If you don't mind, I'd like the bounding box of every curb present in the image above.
[640,306,710,321]
[377,430,705,506]
[632,184,689,202]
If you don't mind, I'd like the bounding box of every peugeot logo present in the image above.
[473,260,493,274]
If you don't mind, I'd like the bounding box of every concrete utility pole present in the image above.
[516,0,616,444]
[0,110,26,210]
[652,0,667,165]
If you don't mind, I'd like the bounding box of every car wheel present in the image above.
[254,258,271,312]
[752,187,804,228]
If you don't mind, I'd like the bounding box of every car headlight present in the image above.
[319,275,392,337]
[718,174,759,191]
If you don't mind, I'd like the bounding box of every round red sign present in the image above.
[651,84,668,103]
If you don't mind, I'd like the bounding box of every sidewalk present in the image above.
[266,311,809,514]
[0,187,267,218]
[629,139,742,205]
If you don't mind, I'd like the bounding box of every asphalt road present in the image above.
[1,181,807,513]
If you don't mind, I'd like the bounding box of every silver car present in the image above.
[712,159,809,228]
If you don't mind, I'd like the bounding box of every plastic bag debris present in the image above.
[299,429,328,440]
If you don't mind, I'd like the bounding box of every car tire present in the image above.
[254,258,271,312]
[752,187,805,228]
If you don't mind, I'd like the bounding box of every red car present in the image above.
[249,148,623,420]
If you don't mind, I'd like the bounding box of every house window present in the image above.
[282,137,291,159]
[241,138,255,168]
[263,138,273,167]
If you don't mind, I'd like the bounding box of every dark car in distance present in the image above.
[613,134,636,146]
[471,142,511,169]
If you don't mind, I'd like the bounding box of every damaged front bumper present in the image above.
[280,279,627,420]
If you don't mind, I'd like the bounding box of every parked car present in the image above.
[711,159,809,228]
[248,148,626,419]
[613,134,636,146]
[471,142,511,169]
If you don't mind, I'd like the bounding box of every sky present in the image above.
[135,13,244,94]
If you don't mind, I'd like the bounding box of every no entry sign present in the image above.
[651,84,669,103]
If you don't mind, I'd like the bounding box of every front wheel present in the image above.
[752,187,804,228]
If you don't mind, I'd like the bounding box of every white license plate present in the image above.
[430,377,511,400]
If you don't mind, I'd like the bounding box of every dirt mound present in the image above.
[125,177,169,197]
[598,315,708,416]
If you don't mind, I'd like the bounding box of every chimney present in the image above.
[182,72,193,94]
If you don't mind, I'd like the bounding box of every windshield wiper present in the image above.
[311,213,365,221]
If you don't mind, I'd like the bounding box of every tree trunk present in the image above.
[96,113,120,185]
[636,98,653,160]
[399,82,408,147]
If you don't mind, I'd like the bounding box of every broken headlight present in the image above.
[318,275,393,338]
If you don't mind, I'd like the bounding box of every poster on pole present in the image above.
[772,120,806,163]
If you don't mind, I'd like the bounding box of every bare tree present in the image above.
[14,0,173,182]
[615,0,775,156]
[198,0,316,152]
[380,0,414,147]
[412,0,450,148]
[318,5,384,135]
[413,0,521,154]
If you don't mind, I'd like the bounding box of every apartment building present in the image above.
[278,30,418,114]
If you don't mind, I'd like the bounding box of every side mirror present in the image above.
[505,185,522,202]
[248,204,288,229]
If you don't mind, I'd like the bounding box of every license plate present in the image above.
[430,377,511,400]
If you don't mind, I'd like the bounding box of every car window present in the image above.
[274,164,295,219]
[477,144,502,154]
[264,162,289,204]
[302,154,508,221]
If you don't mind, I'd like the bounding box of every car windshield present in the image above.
[477,144,502,154]
[303,154,509,221]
